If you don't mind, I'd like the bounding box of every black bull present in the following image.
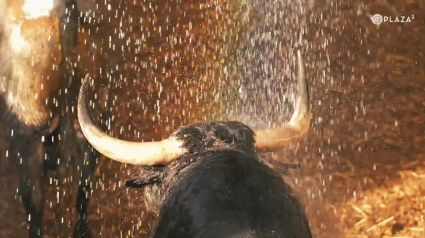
[77,50,313,237]
[0,0,96,237]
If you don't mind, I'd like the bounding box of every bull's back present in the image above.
[153,150,312,238]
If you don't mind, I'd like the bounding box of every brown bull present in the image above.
[0,0,96,237]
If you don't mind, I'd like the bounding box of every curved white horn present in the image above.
[77,74,186,165]
[254,50,312,151]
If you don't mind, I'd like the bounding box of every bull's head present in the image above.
[77,50,311,166]
[0,0,63,128]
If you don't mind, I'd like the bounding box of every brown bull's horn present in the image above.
[254,50,312,151]
[77,74,186,166]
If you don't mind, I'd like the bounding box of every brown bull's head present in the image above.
[0,0,62,127]
[77,50,312,166]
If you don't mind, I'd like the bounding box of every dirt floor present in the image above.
[0,0,424,237]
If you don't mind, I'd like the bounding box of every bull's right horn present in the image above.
[77,74,186,166]
[254,50,312,151]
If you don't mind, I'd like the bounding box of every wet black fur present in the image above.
[174,121,257,154]
[126,121,312,238]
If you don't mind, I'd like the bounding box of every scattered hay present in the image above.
[340,166,425,237]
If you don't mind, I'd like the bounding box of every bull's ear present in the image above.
[125,166,167,188]
[125,175,163,188]
[260,158,301,175]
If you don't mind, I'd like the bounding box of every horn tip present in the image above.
[82,73,91,85]
[297,50,304,75]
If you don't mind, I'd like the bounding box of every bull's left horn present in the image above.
[77,74,186,166]
[254,50,312,151]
